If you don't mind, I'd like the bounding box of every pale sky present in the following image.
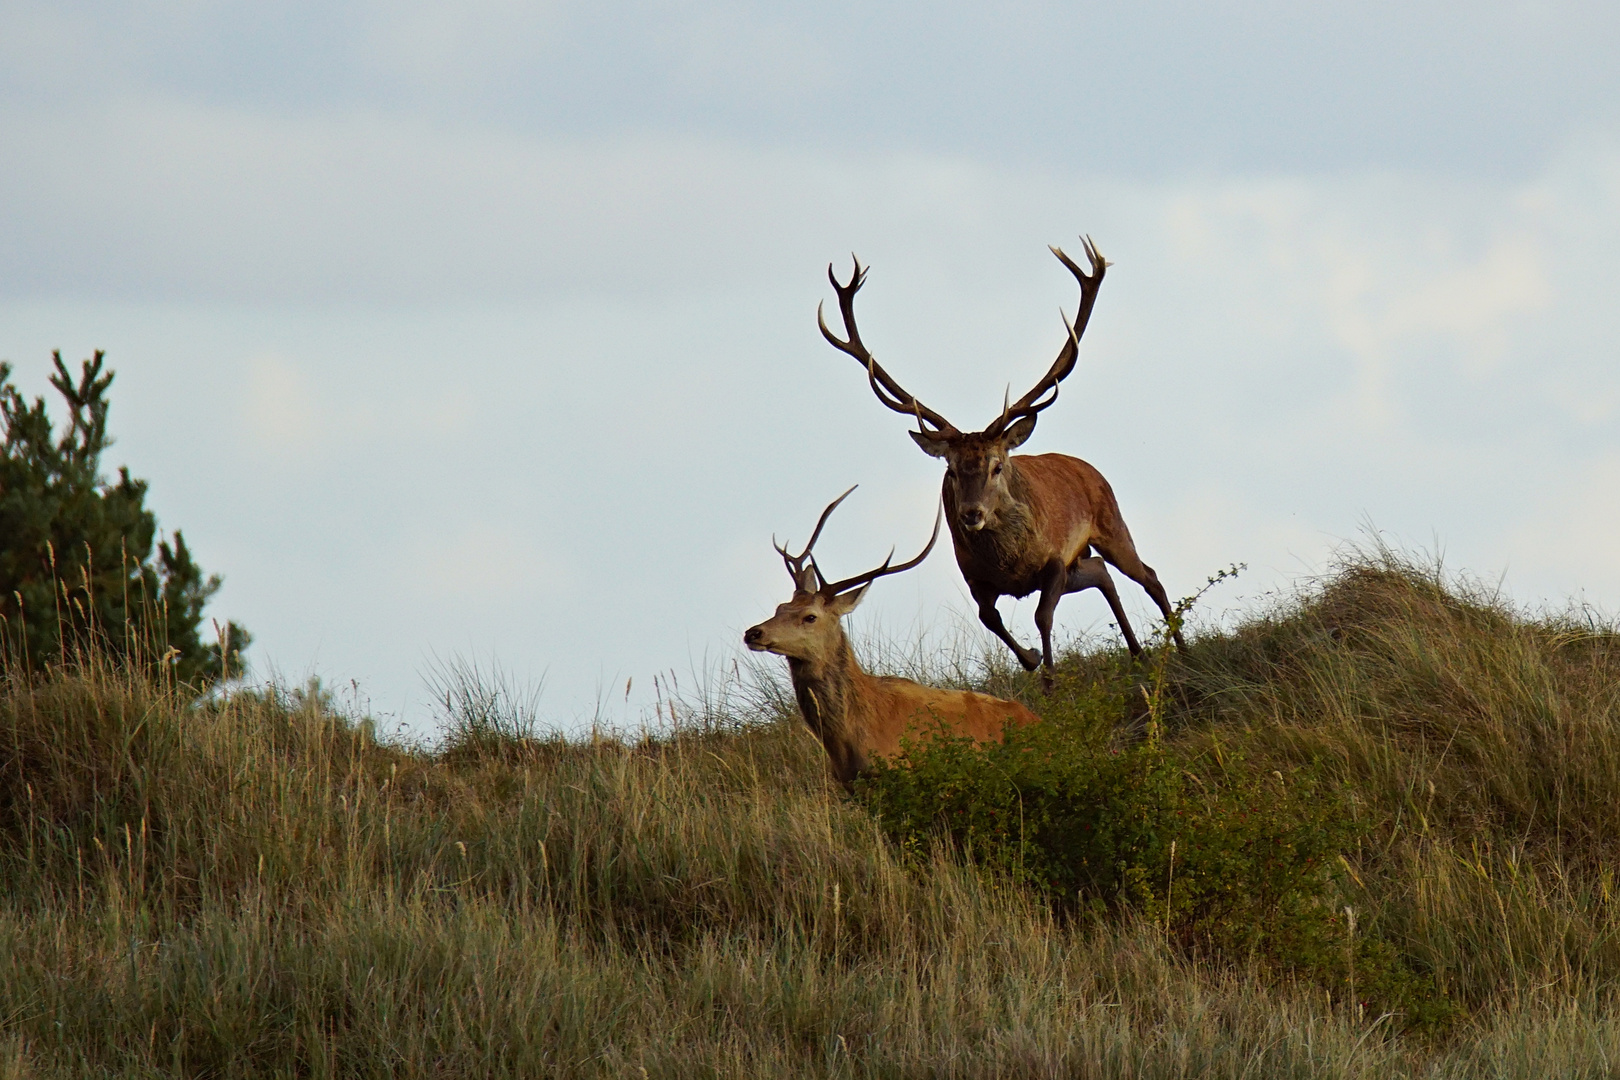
[4,2,1618,734]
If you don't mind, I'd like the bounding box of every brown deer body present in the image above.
[819,238,1184,683]
[744,489,1038,786]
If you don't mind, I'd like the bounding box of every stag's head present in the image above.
[744,486,941,664]
[744,589,862,666]
[908,423,1032,532]
[818,237,1109,534]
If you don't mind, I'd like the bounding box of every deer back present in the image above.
[856,673,1039,763]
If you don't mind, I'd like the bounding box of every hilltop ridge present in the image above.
[3,547,1619,1076]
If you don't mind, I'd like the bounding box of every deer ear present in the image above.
[827,583,871,615]
[1002,415,1037,450]
[909,429,951,458]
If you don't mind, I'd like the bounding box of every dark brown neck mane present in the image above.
[952,459,1039,568]
[786,635,866,781]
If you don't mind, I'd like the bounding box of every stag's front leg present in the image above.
[969,580,1041,672]
[1032,560,1070,689]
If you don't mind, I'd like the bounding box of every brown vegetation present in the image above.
[1,546,1619,1076]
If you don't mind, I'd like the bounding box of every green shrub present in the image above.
[0,352,248,682]
[856,696,1458,1031]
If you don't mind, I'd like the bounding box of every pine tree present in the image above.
[0,351,249,683]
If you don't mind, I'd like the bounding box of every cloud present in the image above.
[241,353,327,462]
[7,0,1620,176]
[404,522,562,605]
[356,1,571,90]
[1152,177,1563,439]
[1513,451,1620,606]
[0,97,864,303]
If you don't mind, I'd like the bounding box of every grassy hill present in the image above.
[3,548,1620,1077]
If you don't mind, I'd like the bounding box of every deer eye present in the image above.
[803,614,817,624]
[992,463,1003,476]
[945,468,957,480]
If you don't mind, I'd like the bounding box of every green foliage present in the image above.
[0,351,248,683]
[856,686,1457,1030]
[427,655,545,763]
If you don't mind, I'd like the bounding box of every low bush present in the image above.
[856,689,1458,1030]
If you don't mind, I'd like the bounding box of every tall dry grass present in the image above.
[1,547,1619,1076]
[1162,545,1620,1012]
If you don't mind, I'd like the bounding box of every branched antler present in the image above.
[818,257,958,435]
[985,235,1109,436]
[818,502,943,598]
[773,485,856,592]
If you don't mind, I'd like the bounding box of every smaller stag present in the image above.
[819,236,1184,684]
[744,487,1038,787]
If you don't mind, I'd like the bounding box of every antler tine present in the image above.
[771,533,809,590]
[1002,307,1081,419]
[775,485,857,586]
[820,501,944,598]
[801,484,856,562]
[1081,234,1111,273]
[826,254,868,293]
[771,533,799,572]
[985,235,1109,436]
[818,256,957,435]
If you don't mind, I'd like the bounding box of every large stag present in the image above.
[818,237,1183,684]
[744,487,1038,787]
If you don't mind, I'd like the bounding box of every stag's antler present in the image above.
[984,235,1109,436]
[773,485,856,592]
[818,257,958,436]
[818,502,943,598]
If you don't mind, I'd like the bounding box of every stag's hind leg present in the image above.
[1093,540,1186,650]
[1065,555,1143,656]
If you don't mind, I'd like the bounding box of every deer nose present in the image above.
[743,626,764,647]
[959,506,986,531]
